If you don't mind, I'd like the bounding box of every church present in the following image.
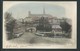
[24,8,63,34]
[24,8,60,24]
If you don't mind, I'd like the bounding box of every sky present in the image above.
[7,3,66,19]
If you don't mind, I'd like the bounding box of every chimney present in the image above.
[28,11,31,17]
[43,7,45,14]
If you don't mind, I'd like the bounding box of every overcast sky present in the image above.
[7,3,66,19]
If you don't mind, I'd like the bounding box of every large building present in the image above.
[24,8,63,33]
[24,8,60,25]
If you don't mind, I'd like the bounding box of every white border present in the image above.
[3,1,77,49]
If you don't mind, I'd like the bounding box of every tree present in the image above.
[5,12,16,40]
[60,20,71,33]
[36,17,52,32]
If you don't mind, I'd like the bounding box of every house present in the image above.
[52,25,62,35]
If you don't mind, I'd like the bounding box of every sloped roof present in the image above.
[29,14,53,17]
[52,25,62,29]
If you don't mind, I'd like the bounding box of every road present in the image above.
[9,32,71,44]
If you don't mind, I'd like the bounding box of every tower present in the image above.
[28,11,31,17]
[43,7,45,14]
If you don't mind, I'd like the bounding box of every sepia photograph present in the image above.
[3,1,77,49]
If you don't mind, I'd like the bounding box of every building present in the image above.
[24,8,63,33]
[24,8,61,25]
[52,25,62,35]
[28,8,53,21]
